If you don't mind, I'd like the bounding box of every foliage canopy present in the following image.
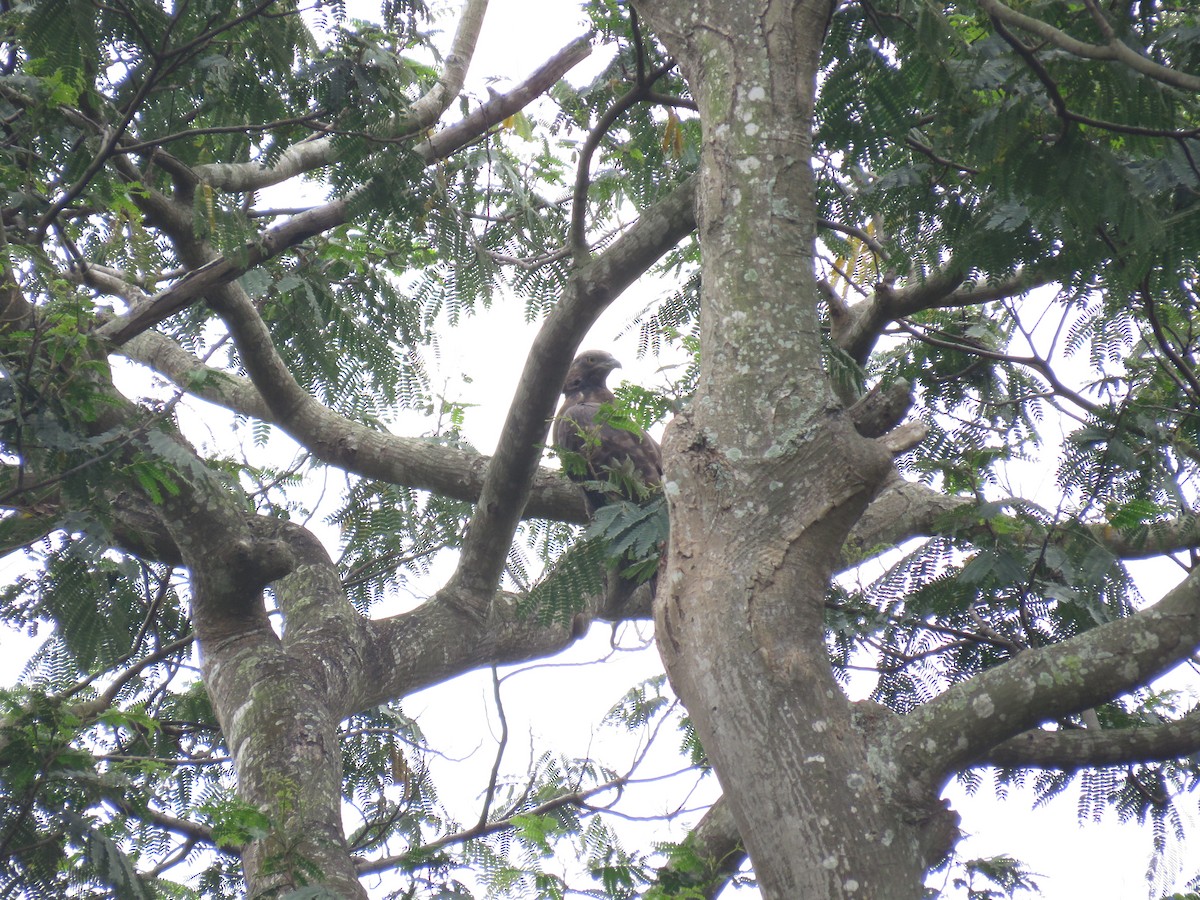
[1,0,1200,896]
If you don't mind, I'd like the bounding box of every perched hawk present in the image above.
[553,349,662,512]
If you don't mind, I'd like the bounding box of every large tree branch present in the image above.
[118,331,272,419]
[117,331,590,522]
[415,33,593,162]
[831,267,964,364]
[193,29,591,193]
[887,566,1200,800]
[258,475,655,716]
[262,517,384,702]
[351,580,652,713]
[191,0,489,192]
[847,476,1200,565]
[442,176,697,612]
[975,0,1200,92]
[831,264,1054,364]
[97,201,350,344]
[651,798,747,900]
[94,36,594,346]
[978,708,1200,770]
[402,0,487,132]
[91,401,367,894]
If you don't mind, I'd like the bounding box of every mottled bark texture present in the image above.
[638,2,942,895]
[626,2,1200,897]
[14,0,1200,894]
[153,436,658,897]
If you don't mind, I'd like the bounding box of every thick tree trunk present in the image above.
[203,640,365,899]
[159,488,368,897]
[639,2,932,895]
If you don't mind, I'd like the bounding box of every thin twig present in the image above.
[476,666,509,829]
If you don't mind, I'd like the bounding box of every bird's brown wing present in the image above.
[591,420,661,487]
[554,386,665,595]
[553,396,598,474]
[554,393,661,497]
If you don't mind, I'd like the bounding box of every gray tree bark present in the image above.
[637,2,943,895]
[10,1,1200,895]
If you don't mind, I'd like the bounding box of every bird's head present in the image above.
[562,350,621,393]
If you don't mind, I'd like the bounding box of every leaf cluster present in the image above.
[830,502,1136,710]
[332,480,470,612]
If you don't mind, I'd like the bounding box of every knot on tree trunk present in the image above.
[853,700,963,867]
[905,797,962,867]
[228,537,297,590]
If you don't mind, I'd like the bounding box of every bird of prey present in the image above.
[553,349,662,513]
